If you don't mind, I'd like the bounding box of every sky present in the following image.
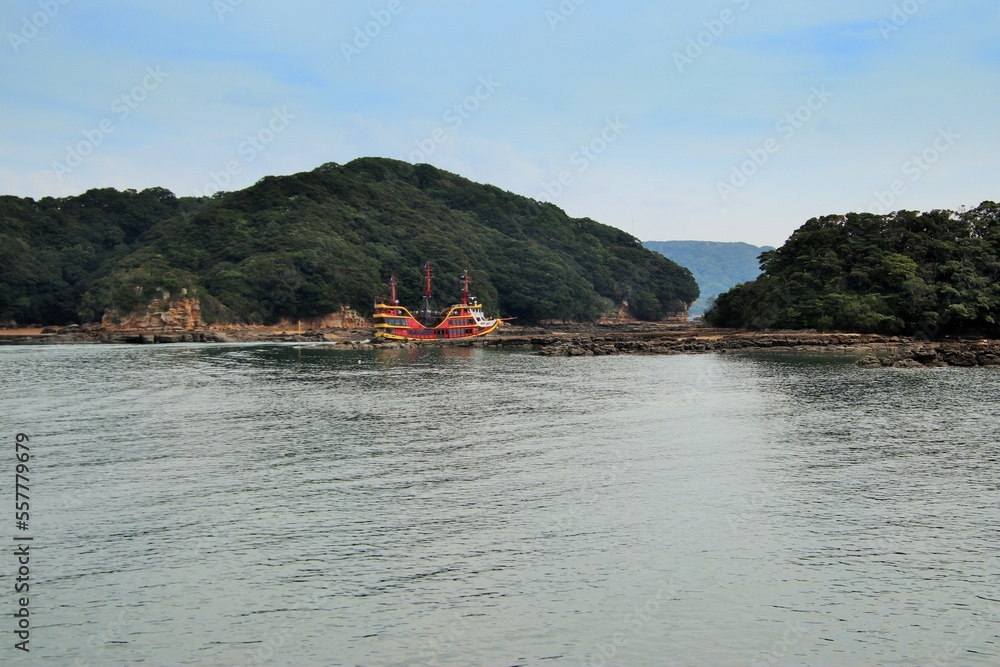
[1,1,997,247]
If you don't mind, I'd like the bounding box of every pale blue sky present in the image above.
[1,0,997,245]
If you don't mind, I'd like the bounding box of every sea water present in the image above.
[2,343,998,666]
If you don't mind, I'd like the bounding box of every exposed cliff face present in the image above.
[272,307,367,331]
[102,296,203,330]
[595,302,639,324]
[596,301,690,325]
[101,297,366,331]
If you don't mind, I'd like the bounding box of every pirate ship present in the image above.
[373,263,503,341]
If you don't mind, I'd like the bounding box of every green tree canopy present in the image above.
[704,203,1000,337]
[0,158,698,325]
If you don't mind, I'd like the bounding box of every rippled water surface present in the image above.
[3,343,999,666]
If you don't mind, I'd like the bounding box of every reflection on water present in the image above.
[2,344,998,666]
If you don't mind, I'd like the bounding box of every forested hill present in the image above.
[643,241,773,316]
[704,203,1000,336]
[0,158,698,326]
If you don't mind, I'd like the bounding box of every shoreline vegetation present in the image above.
[4,322,999,368]
[0,158,697,328]
[704,202,1000,338]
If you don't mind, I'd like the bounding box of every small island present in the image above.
[704,203,1000,339]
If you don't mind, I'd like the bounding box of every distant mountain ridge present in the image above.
[643,241,773,315]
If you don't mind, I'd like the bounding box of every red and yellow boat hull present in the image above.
[373,302,501,341]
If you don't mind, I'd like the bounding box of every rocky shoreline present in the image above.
[485,326,1000,367]
[856,343,1000,368]
[0,324,359,346]
[3,322,999,367]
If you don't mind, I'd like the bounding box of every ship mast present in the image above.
[388,274,397,306]
[418,262,436,325]
[461,270,470,306]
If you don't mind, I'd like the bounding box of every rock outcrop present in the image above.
[857,342,1000,368]
[102,296,203,330]
[272,307,367,331]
